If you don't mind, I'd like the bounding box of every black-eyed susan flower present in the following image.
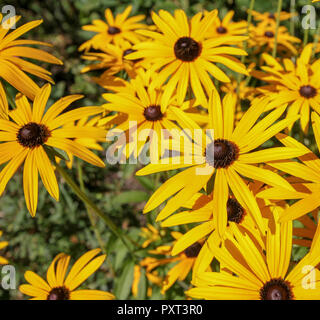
[253,44,320,133]
[249,24,300,56]
[79,6,146,51]
[19,248,115,300]
[136,90,305,237]
[205,10,247,38]
[249,10,293,28]
[160,181,270,274]
[81,41,144,79]
[186,209,320,300]
[0,84,106,216]
[126,9,248,108]
[0,14,62,100]
[102,71,201,162]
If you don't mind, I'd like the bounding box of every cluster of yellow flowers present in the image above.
[0,4,320,300]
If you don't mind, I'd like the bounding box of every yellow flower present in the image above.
[249,24,300,56]
[19,248,115,300]
[253,44,320,133]
[126,9,248,107]
[249,10,293,28]
[161,180,270,275]
[81,41,144,79]
[205,10,247,38]
[79,6,146,51]
[102,71,201,161]
[137,91,305,237]
[0,84,105,216]
[186,208,320,300]
[0,15,62,100]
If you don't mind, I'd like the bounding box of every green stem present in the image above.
[77,161,116,277]
[272,0,283,58]
[290,0,295,36]
[303,0,312,47]
[237,0,255,95]
[55,162,138,262]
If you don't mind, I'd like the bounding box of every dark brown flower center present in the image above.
[17,122,51,148]
[184,242,202,258]
[227,198,245,224]
[268,13,276,20]
[143,105,163,121]
[216,26,227,34]
[264,31,274,38]
[205,139,239,168]
[174,37,202,62]
[260,278,293,300]
[299,85,317,98]
[47,286,70,300]
[123,48,141,63]
[108,26,121,35]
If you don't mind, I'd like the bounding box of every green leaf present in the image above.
[114,259,135,300]
[44,145,70,162]
[135,176,155,191]
[206,174,215,195]
[112,191,149,206]
[137,267,147,300]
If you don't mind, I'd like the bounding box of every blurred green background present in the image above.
[0,0,316,299]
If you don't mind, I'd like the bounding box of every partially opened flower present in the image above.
[0,84,105,216]
[0,14,62,100]
[19,248,115,300]
[253,44,320,133]
[187,208,320,300]
[126,9,248,108]
[136,91,305,237]
[79,6,146,51]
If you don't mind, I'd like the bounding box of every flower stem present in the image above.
[290,0,295,36]
[55,162,138,263]
[77,160,116,276]
[272,0,283,58]
[237,0,255,95]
